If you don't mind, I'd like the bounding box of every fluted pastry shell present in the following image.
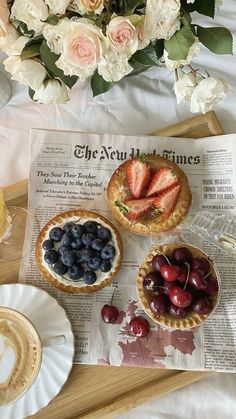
[107,155,192,235]
[35,209,123,294]
[136,242,220,330]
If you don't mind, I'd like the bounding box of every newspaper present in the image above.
[19,130,236,372]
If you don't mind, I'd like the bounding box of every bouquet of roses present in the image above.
[0,0,233,110]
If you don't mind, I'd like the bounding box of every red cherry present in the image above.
[169,304,188,318]
[205,275,219,297]
[192,296,213,315]
[149,294,169,316]
[151,254,166,272]
[129,316,150,338]
[189,270,207,291]
[172,247,192,264]
[169,286,192,308]
[191,257,210,275]
[143,271,163,292]
[101,304,119,323]
[160,264,180,282]
[177,266,188,284]
[162,280,178,295]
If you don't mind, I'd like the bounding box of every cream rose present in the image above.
[44,0,71,14]
[190,77,231,114]
[11,0,49,35]
[0,24,19,52]
[174,72,197,104]
[106,16,138,57]
[55,18,108,80]
[33,79,69,104]
[98,50,133,82]
[4,56,47,90]
[0,0,9,32]
[4,36,28,55]
[144,0,180,41]
[164,38,200,71]
[69,0,104,15]
[43,20,65,54]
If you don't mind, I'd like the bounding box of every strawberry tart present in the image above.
[107,155,192,235]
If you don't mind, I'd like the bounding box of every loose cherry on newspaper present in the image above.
[101,286,119,323]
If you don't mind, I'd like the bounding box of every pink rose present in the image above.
[106,16,138,57]
[0,0,9,32]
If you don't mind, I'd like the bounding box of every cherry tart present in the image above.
[35,209,123,294]
[107,155,191,235]
[136,243,220,330]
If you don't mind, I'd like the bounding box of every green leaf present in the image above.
[28,87,36,101]
[21,43,41,59]
[40,40,78,89]
[197,26,233,54]
[164,26,195,60]
[91,71,116,97]
[131,43,160,66]
[18,21,35,36]
[43,14,60,25]
[154,39,164,59]
[127,59,151,77]
[126,0,144,13]
[181,0,215,18]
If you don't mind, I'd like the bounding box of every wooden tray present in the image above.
[1,111,223,419]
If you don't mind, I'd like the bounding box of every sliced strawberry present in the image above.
[146,167,179,197]
[154,183,181,218]
[125,197,155,220]
[126,159,150,199]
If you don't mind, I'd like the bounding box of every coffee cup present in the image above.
[0,306,66,408]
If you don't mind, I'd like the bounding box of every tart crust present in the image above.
[35,209,123,294]
[136,242,220,330]
[107,155,192,235]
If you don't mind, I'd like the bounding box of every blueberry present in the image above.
[62,232,73,246]
[83,270,97,285]
[101,244,115,260]
[63,222,75,233]
[44,250,59,265]
[71,224,84,238]
[87,255,101,271]
[42,239,54,251]
[83,221,98,235]
[91,239,104,251]
[71,238,83,250]
[97,227,112,243]
[61,250,77,267]
[49,227,64,242]
[53,261,67,275]
[79,248,95,262]
[100,259,112,272]
[82,233,95,247]
[67,263,84,280]
[58,244,72,255]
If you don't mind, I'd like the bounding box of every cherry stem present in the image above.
[110,284,118,305]
[204,271,211,280]
[156,249,171,265]
[183,262,190,290]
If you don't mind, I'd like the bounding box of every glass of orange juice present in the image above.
[0,188,29,261]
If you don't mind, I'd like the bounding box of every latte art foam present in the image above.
[0,308,42,406]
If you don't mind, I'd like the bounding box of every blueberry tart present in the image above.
[35,210,123,293]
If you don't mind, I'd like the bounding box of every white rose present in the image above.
[44,0,70,14]
[144,0,180,41]
[190,77,231,114]
[33,79,69,104]
[4,36,28,55]
[11,0,49,35]
[0,23,19,52]
[55,18,108,80]
[4,56,47,90]
[43,20,65,54]
[98,50,133,82]
[106,16,139,58]
[164,38,199,71]
[174,72,197,104]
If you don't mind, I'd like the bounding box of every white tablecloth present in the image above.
[0,2,236,418]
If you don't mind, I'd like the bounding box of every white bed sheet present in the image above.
[0,1,235,418]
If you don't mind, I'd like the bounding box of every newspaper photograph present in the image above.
[19,130,236,372]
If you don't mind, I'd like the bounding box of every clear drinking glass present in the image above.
[0,72,11,109]
[0,189,29,261]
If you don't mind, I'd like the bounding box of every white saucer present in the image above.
[0,284,75,419]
